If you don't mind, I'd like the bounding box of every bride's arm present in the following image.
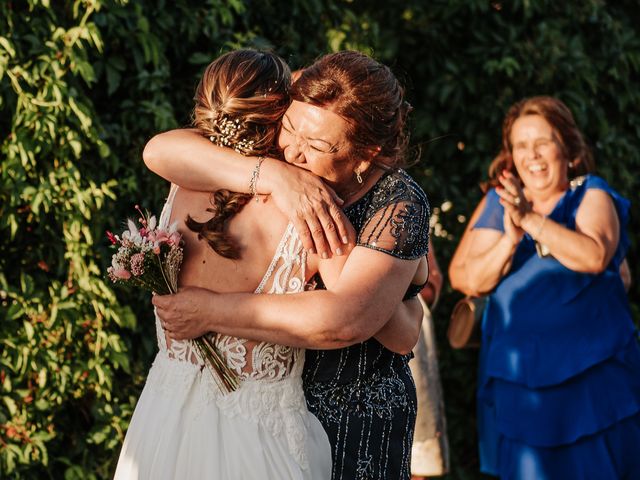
[144,129,267,192]
[143,129,352,256]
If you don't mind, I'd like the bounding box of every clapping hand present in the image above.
[496,170,528,244]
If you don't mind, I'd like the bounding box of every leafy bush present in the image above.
[1,1,638,478]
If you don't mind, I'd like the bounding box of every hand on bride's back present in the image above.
[268,161,354,258]
[152,286,216,340]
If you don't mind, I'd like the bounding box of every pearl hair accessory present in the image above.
[208,115,255,154]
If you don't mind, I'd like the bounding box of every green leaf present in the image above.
[6,302,24,321]
[0,36,16,57]
[23,320,35,340]
[3,396,17,416]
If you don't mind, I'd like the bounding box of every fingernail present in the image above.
[342,236,348,244]
[308,248,315,255]
[322,252,328,259]
[336,248,343,255]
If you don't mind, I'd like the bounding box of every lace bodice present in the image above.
[155,185,307,382]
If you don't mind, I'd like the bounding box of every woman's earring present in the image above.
[355,170,363,184]
[568,161,574,169]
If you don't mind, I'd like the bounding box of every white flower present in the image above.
[111,256,123,270]
[125,219,143,244]
[127,219,139,236]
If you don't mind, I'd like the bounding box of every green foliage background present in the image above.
[1,0,638,478]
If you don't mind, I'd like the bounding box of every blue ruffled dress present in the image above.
[474,175,640,479]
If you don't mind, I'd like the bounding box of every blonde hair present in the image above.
[186,50,291,259]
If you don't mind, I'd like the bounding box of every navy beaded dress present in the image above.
[302,169,431,480]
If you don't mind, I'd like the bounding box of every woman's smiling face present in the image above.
[277,100,362,191]
[510,114,569,195]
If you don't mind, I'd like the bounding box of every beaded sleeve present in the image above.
[346,169,430,260]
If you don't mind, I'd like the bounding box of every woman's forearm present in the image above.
[156,287,386,349]
[521,212,616,273]
[215,290,423,353]
[156,250,420,349]
[464,235,517,294]
[202,290,374,349]
[143,128,280,193]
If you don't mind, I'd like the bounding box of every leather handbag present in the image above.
[447,296,486,349]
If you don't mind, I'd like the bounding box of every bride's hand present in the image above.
[264,160,354,258]
[152,286,217,341]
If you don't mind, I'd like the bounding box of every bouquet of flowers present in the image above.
[107,205,239,393]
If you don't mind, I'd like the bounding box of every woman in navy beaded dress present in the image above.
[146,51,431,479]
[450,96,640,479]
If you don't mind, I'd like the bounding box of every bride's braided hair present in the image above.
[185,50,291,259]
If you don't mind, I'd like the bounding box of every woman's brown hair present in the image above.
[291,51,411,169]
[186,49,291,259]
[485,96,595,190]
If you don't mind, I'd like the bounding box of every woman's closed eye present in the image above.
[309,142,339,154]
[534,139,552,149]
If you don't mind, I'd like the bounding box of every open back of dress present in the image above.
[114,185,331,480]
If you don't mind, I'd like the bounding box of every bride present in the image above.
[113,49,423,479]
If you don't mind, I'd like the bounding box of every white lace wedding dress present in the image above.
[114,188,331,479]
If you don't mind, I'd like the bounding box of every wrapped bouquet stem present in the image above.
[107,206,239,393]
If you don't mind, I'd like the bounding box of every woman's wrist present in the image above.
[257,157,285,195]
[521,212,546,240]
[500,232,520,252]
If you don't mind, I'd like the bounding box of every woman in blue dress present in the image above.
[449,96,640,479]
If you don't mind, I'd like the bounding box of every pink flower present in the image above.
[109,258,132,280]
[168,231,181,246]
[153,246,161,255]
[112,267,131,280]
[154,230,170,245]
[130,253,145,276]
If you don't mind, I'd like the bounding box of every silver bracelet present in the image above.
[249,156,265,201]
